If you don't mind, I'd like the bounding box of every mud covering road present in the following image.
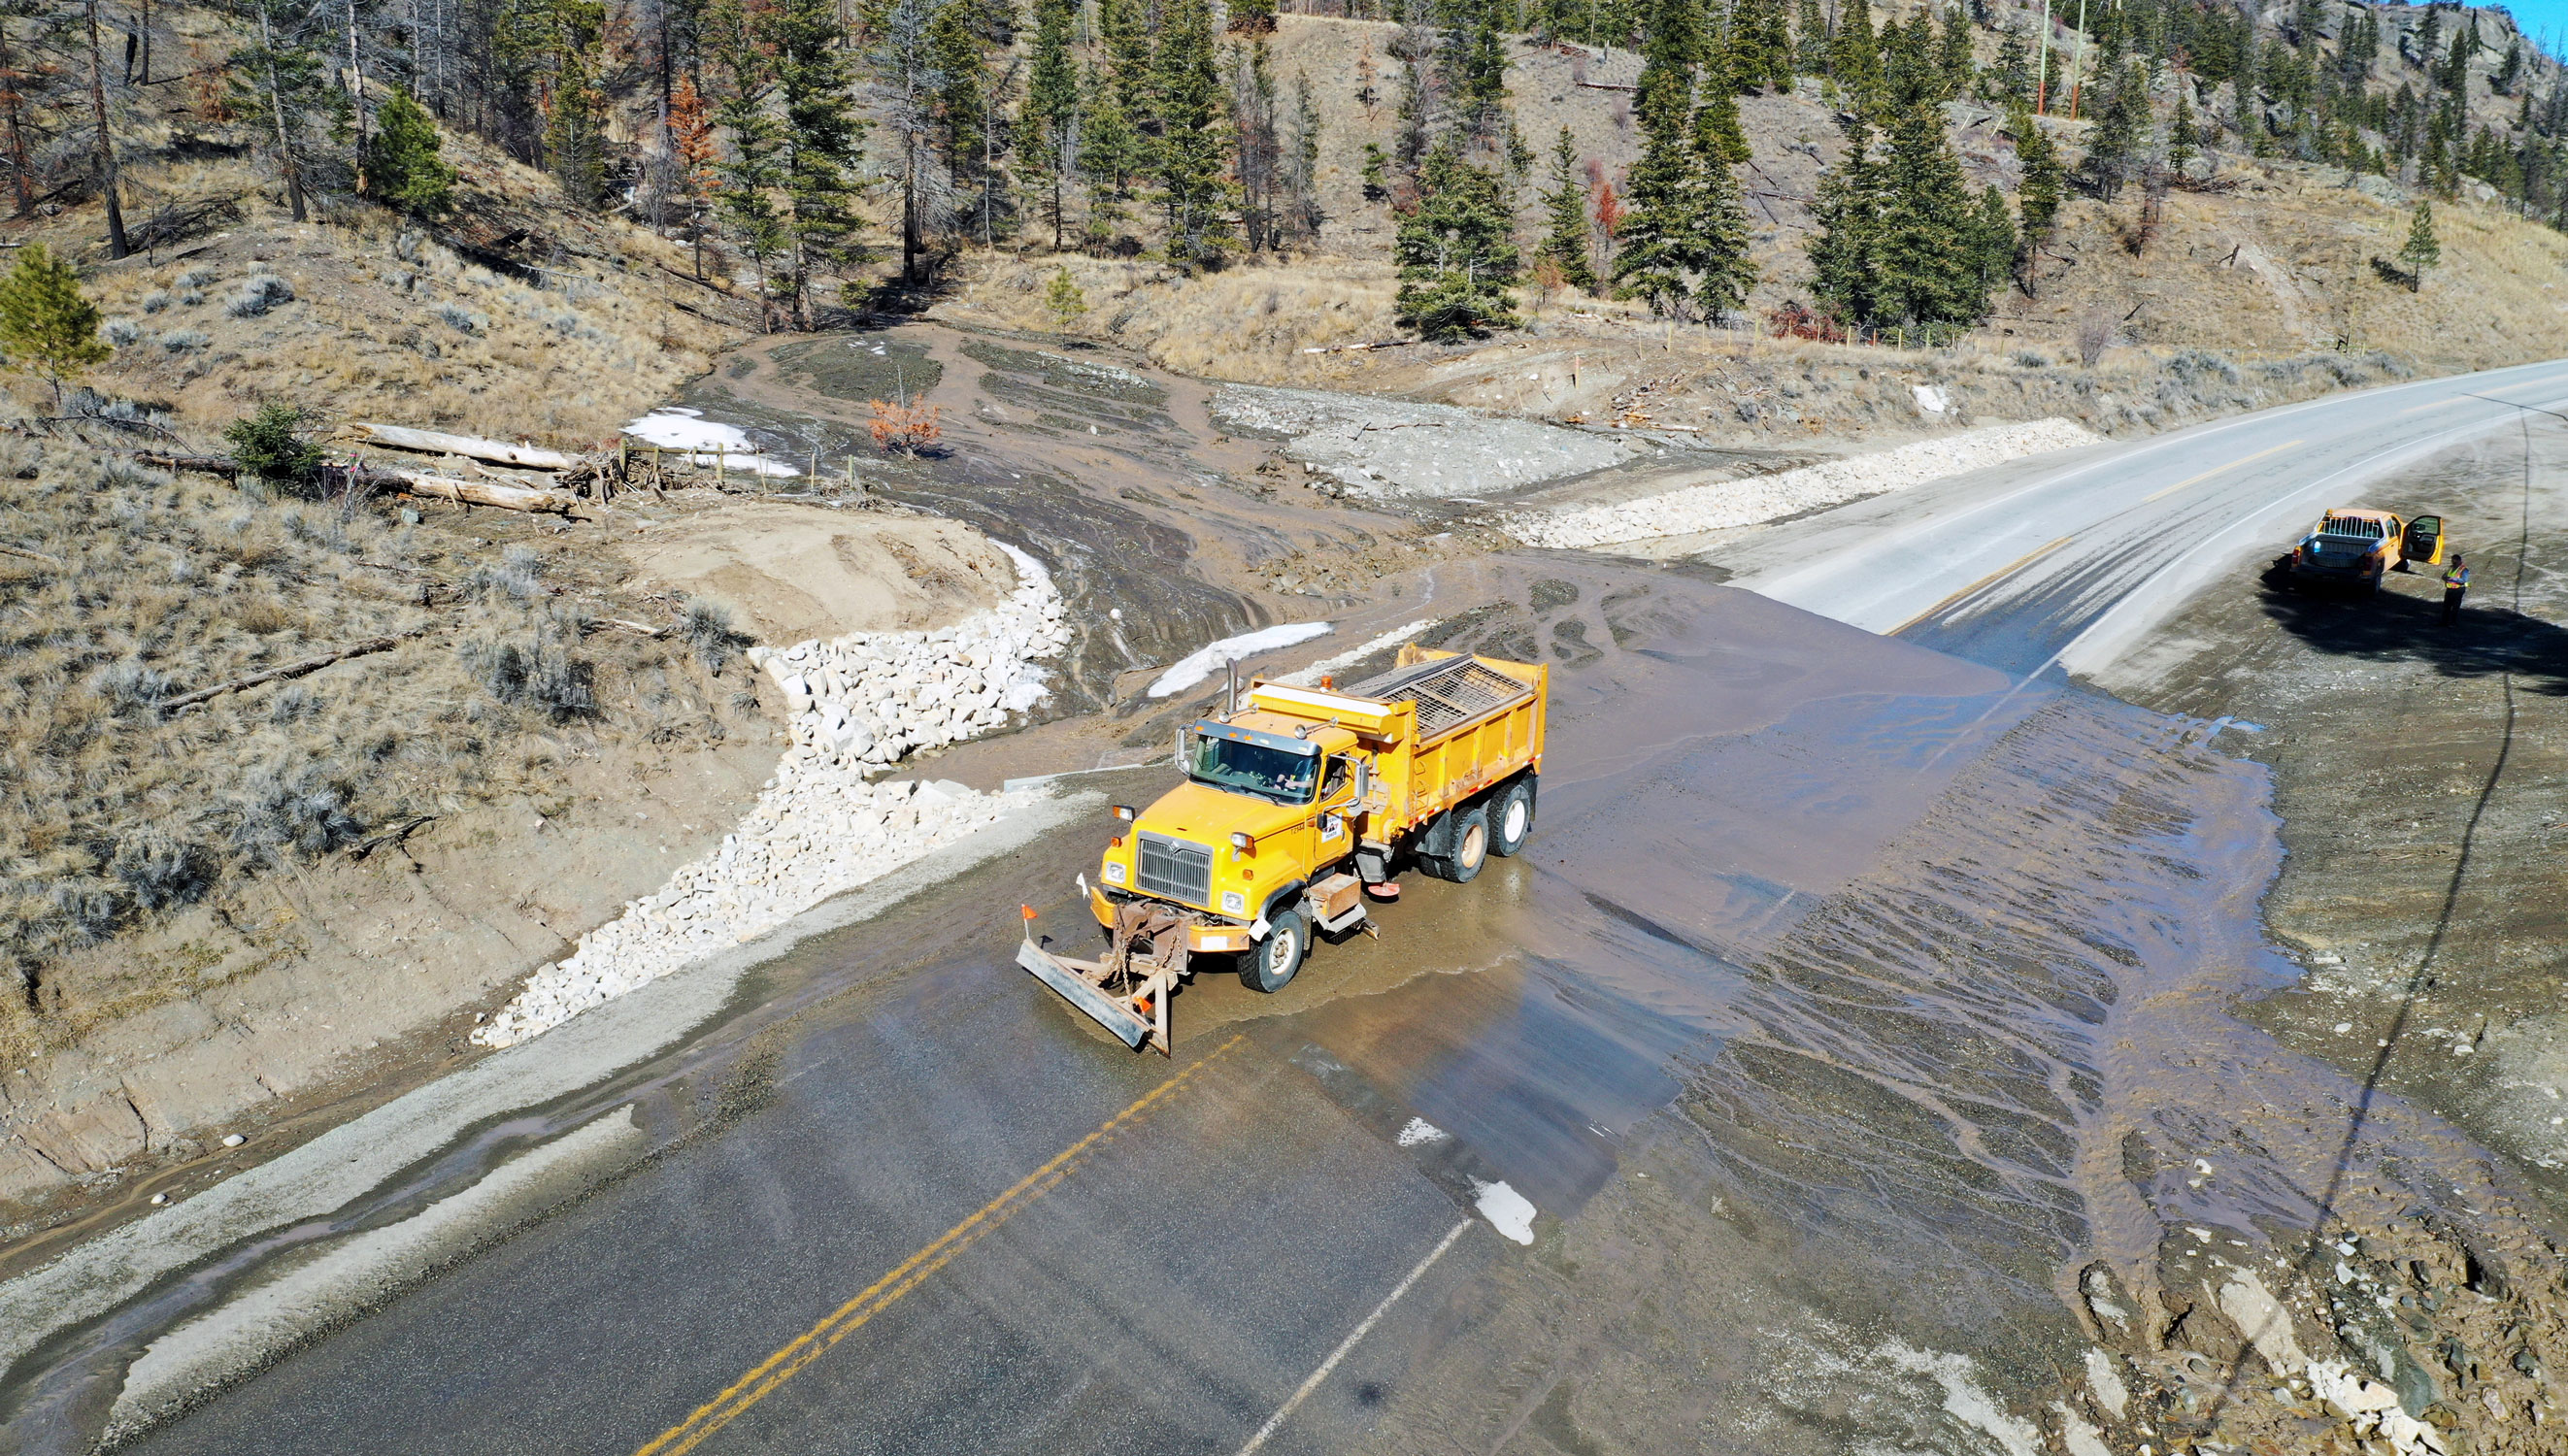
[12,331,2568,1456]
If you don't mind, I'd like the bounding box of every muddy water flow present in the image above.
[485,331,2568,1448]
[18,329,2568,1454]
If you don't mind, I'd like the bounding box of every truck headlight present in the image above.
[1103,861,1127,885]
[1221,890,1247,915]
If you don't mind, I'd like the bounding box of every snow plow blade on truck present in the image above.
[1020,644,1548,1052]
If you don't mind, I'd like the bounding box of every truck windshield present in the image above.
[1188,735,1318,804]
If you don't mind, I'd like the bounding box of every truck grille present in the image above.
[1135,833,1214,906]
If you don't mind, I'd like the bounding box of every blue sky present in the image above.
[2497,0,2568,60]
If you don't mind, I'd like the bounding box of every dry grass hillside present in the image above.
[943,10,2568,410]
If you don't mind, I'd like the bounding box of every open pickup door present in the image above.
[2402,515,2446,567]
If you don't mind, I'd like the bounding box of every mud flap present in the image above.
[1017,941,1155,1048]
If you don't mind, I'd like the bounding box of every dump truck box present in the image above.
[1019,645,1548,1051]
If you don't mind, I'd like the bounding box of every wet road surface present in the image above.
[15,339,2568,1456]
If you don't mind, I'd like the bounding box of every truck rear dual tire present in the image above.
[1490,778,1535,858]
[1418,803,1489,884]
[1241,908,1307,993]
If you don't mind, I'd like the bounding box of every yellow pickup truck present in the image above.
[1019,645,1548,1052]
[2284,509,2448,590]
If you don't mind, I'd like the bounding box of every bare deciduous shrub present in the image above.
[2077,314,2116,368]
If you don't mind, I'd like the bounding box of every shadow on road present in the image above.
[2254,568,2568,696]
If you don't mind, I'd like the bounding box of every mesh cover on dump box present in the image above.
[1348,655,1533,739]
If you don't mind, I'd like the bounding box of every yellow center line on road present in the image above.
[635,1033,1249,1456]
[2139,439,2305,504]
[1889,536,2071,637]
[2399,397,2463,414]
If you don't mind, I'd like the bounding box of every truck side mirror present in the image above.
[1173,727,1189,770]
[1351,761,1370,803]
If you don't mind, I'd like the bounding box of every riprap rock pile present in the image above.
[752,541,1072,768]
[471,542,1069,1047]
[1502,418,2101,548]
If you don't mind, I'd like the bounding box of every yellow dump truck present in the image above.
[1018,645,1549,1053]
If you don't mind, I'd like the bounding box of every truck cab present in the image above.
[1093,715,1369,959]
[1023,646,1547,1053]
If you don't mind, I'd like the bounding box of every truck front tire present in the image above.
[1242,909,1308,993]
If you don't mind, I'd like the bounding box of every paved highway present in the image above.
[8,355,2565,1456]
[1720,355,2568,673]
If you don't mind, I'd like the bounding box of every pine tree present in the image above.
[1985,23,2031,106]
[1151,0,1233,269]
[1829,0,1884,112]
[1806,116,1881,323]
[1282,71,1323,246]
[2010,103,2063,289]
[1723,0,1792,93]
[1080,63,1140,204]
[2396,199,2437,288]
[1394,139,1521,338]
[1023,0,1080,248]
[2168,89,2197,171]
[2084,59,2149,198]
[1044,265,1086,330]
[362,86,454,216]
[1970,182,2014,296]
[1538,124,1598,288]
[2232,39,2260,153]
[1871,100,1986,326]
[1936,5,1976,99]
[1684,95,1758,317]
[1795,0,1829,77]
[1362,142,1391,201]
[771,0,868,322]
[543,0,613,209]
[669,77,718,276]
[1613,0,1706,313]
[710,0,787,318]
[0,243,109,407]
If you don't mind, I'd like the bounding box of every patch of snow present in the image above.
[1148,622,1333,699]
[622,407,802,477]
[1471,1178,1536,1243]
[1276,619,1436,686]
[1396,1117,1449,1147]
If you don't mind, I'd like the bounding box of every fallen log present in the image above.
[376,466,577,514]
[132,450,241,478]
[345,422,581,472]
[0,542,62,564]
[159,631,425,712]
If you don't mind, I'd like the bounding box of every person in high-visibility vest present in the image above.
[2441,554,2471,626]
